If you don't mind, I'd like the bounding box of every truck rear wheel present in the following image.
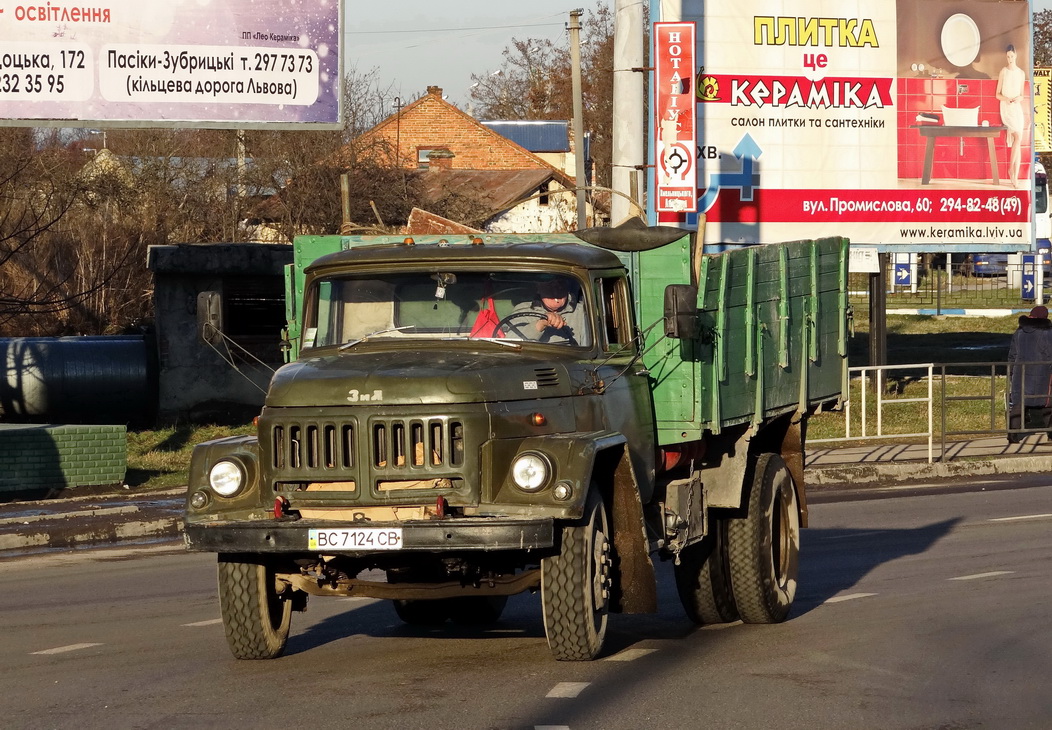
[217,554,292,659]
[450,596,508,625]
[392,599,451,625]
[726,453,800,624]
[541,491,611,661]
[674,522,739,625]
[393,596,507,625]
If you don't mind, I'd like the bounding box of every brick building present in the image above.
[351,86,602,231]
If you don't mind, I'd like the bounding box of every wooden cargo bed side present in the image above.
[643,237,847,445]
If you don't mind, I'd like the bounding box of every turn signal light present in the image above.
[531,412,547,426]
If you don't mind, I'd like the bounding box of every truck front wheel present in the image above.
[727,453,800,624]
[674,521,739,625]
[217,554,292,659]
[541,491,611,660]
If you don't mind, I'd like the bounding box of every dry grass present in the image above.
[126,422,255,489]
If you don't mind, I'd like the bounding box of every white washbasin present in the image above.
[942,106,979,126]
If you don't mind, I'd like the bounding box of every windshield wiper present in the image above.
[441,336,522,350]
[339,325,416,350]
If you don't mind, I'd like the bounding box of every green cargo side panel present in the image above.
[642,237,847,445]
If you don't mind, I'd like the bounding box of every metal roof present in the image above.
[481,120,571,153]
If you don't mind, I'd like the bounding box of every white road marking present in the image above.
[990,513,1052,522]
[603,648,657,662]
[183,619,223,627]
[31,643,103,655]
[546,682,590,698]
[816,531,888,541]
[950,571,1014,581]
[824,592,877,604]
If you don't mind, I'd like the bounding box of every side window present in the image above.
[597,276,633,351]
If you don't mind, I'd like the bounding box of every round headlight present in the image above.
[208,460,244,497]
[511,452,551,492]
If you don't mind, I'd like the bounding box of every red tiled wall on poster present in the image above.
[897,77,1031,184]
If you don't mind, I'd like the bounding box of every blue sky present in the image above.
[345,1,1049,108]
[344,1,599,106]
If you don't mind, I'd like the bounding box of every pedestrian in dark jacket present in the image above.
[1008,305,1052,442]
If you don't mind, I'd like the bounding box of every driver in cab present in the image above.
[507,276,588,345]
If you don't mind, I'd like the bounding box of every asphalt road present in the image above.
[5,473,1052,729]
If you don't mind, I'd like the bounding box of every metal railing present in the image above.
[849,259,1044,312]
[810,363,934,461]
[809,360,1048,462]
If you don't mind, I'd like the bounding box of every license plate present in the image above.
[308,527,403,550]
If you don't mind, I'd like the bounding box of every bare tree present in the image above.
[1035,10,1052,68]
[468,6,617,187]
[0,67,419,336]
[0,129,105,335]
[244,66,417,238]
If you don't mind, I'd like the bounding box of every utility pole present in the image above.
[611,0,645,224]
[569,9,588,229]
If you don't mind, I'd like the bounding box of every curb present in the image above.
[0,489,184,555]
[807,454,1052,487]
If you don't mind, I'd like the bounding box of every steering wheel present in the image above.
[494,310,546,339]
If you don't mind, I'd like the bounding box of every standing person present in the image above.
[996,44,1027,189]
[1007,304,1052,442]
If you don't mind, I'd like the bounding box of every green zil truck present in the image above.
[184,224,849,661]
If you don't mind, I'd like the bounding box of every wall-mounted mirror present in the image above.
[941,13,980,67]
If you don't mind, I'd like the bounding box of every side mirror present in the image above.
[196,291,224,346]
[663,284,698,339]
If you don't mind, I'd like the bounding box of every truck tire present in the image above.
[726,453,800,624]
[217,554,292,659]
[673,522,739,625]
[541,491,611,661]
[450,596,508,625]
[392,596,507,625]
[392,599,451,625]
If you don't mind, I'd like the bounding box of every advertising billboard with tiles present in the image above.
[0,0,343,129]
[654,0,1033,250]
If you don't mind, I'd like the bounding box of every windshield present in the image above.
[303,271,592,348]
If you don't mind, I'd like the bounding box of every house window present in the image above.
[538,181,550,206]
[417,146,450,168]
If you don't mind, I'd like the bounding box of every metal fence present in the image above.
[849,257,1046,311]
[809,360,1045,462]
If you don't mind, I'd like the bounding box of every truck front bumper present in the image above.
[183,516,555,554]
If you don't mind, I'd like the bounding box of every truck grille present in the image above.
[269,417,465,474]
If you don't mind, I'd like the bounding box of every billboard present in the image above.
[655,0,1033,250]
[0,0,342,128]
[1035,67,1051,153]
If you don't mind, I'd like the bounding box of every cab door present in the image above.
[594,274,657,501]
